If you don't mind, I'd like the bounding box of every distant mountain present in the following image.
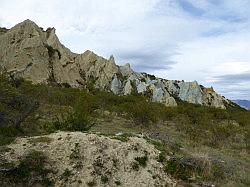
[233,100,250,110]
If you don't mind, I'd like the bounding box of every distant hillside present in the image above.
[233,100,250,110]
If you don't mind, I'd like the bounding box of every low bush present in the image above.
[134,154,148,168]
[0,150,54,186]
[165,156,205,181]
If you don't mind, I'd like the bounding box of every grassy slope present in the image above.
[0,74,249,186]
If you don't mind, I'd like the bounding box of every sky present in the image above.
[0,0,250,100]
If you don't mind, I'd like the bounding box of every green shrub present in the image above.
[47,97,94,132]
[28,137,53,144]
[49,112,92,132]
[0,150,54,186]
[87,180,96,186]
[131,162,139,171]
[60,168,72,181]
[101,175,109,183]
[0,126,18,146]
[115,181,121,185]
[70,143,80,159]
[164,156,204,181]
[135,154,148,167]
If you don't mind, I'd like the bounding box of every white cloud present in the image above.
[0,0,250,99]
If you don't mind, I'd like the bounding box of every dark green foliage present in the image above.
[131,162,139,171]
[0,27,8,35]
[0,150,54,186]
[132,153,148,170]
[47,97,94,132]
[163,154,239,185]
[50,112,92,132]
[0,72,249,148]
[60,168,72,181]
[0,75,39,129]
[0,74,39,145]
[115,181,121,185]
[147,139,167,163]
[158,152,166,163]
[101,175,109,183]
[70,143,80,159]
[111,133,136,142]
[112,135,130,142]
[0,72,249,149]
[17,151,52,183]
[87,180,96,187]
[28,137,52,144]
[61,82,71,88]
[135,155,148,167]
[147,73,156,80]
[165,156,204,181]
[0,73,249,186]
[0,126,18,146]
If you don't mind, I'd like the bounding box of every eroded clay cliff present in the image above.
[0,20,230,108]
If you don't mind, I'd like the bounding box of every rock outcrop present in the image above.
[0,20,230,108]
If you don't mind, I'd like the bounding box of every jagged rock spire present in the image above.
[0,20,231,109]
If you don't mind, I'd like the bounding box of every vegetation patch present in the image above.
[0,146,12,153]
[131,161,139,171]
[164,156,204,181]
[0,73,249,186]
[135,154,148,167]
[0,150,54,186]
[60,168,72,182]
[132,152,148,171]
[111,133,135,142]
[87,180,96,187]
[101,175,109,184]
[112,135,130,142]
[28,136,53,144]
[70,142,80,160]
[115,180,121,185]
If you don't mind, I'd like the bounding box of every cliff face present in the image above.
[0,20,230,108]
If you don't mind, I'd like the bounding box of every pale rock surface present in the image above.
[0,20,231,109]
[123,80,134,95]
[111,74,123,94]
[0,20,50,83]
[137,82,148,93]
[165,97,178,107]
[178,81,203,104]
[119,63,134,77]
[75,51,119,89]
[203,92,227,109]
[3,132,176,187]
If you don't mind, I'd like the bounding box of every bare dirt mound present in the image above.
[2,132,176,187]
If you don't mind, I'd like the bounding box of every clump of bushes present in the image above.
[135,154,148,167]
[164,156,205,181]
[0,73,249,186]
[132,152,148,171]
[101,175,109,184]
[28,137,53,144]
[1,72,250,150]
[163,154,243,185]
[60,168,72,182]
[0,150,54,186]
[45,98,94,133]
